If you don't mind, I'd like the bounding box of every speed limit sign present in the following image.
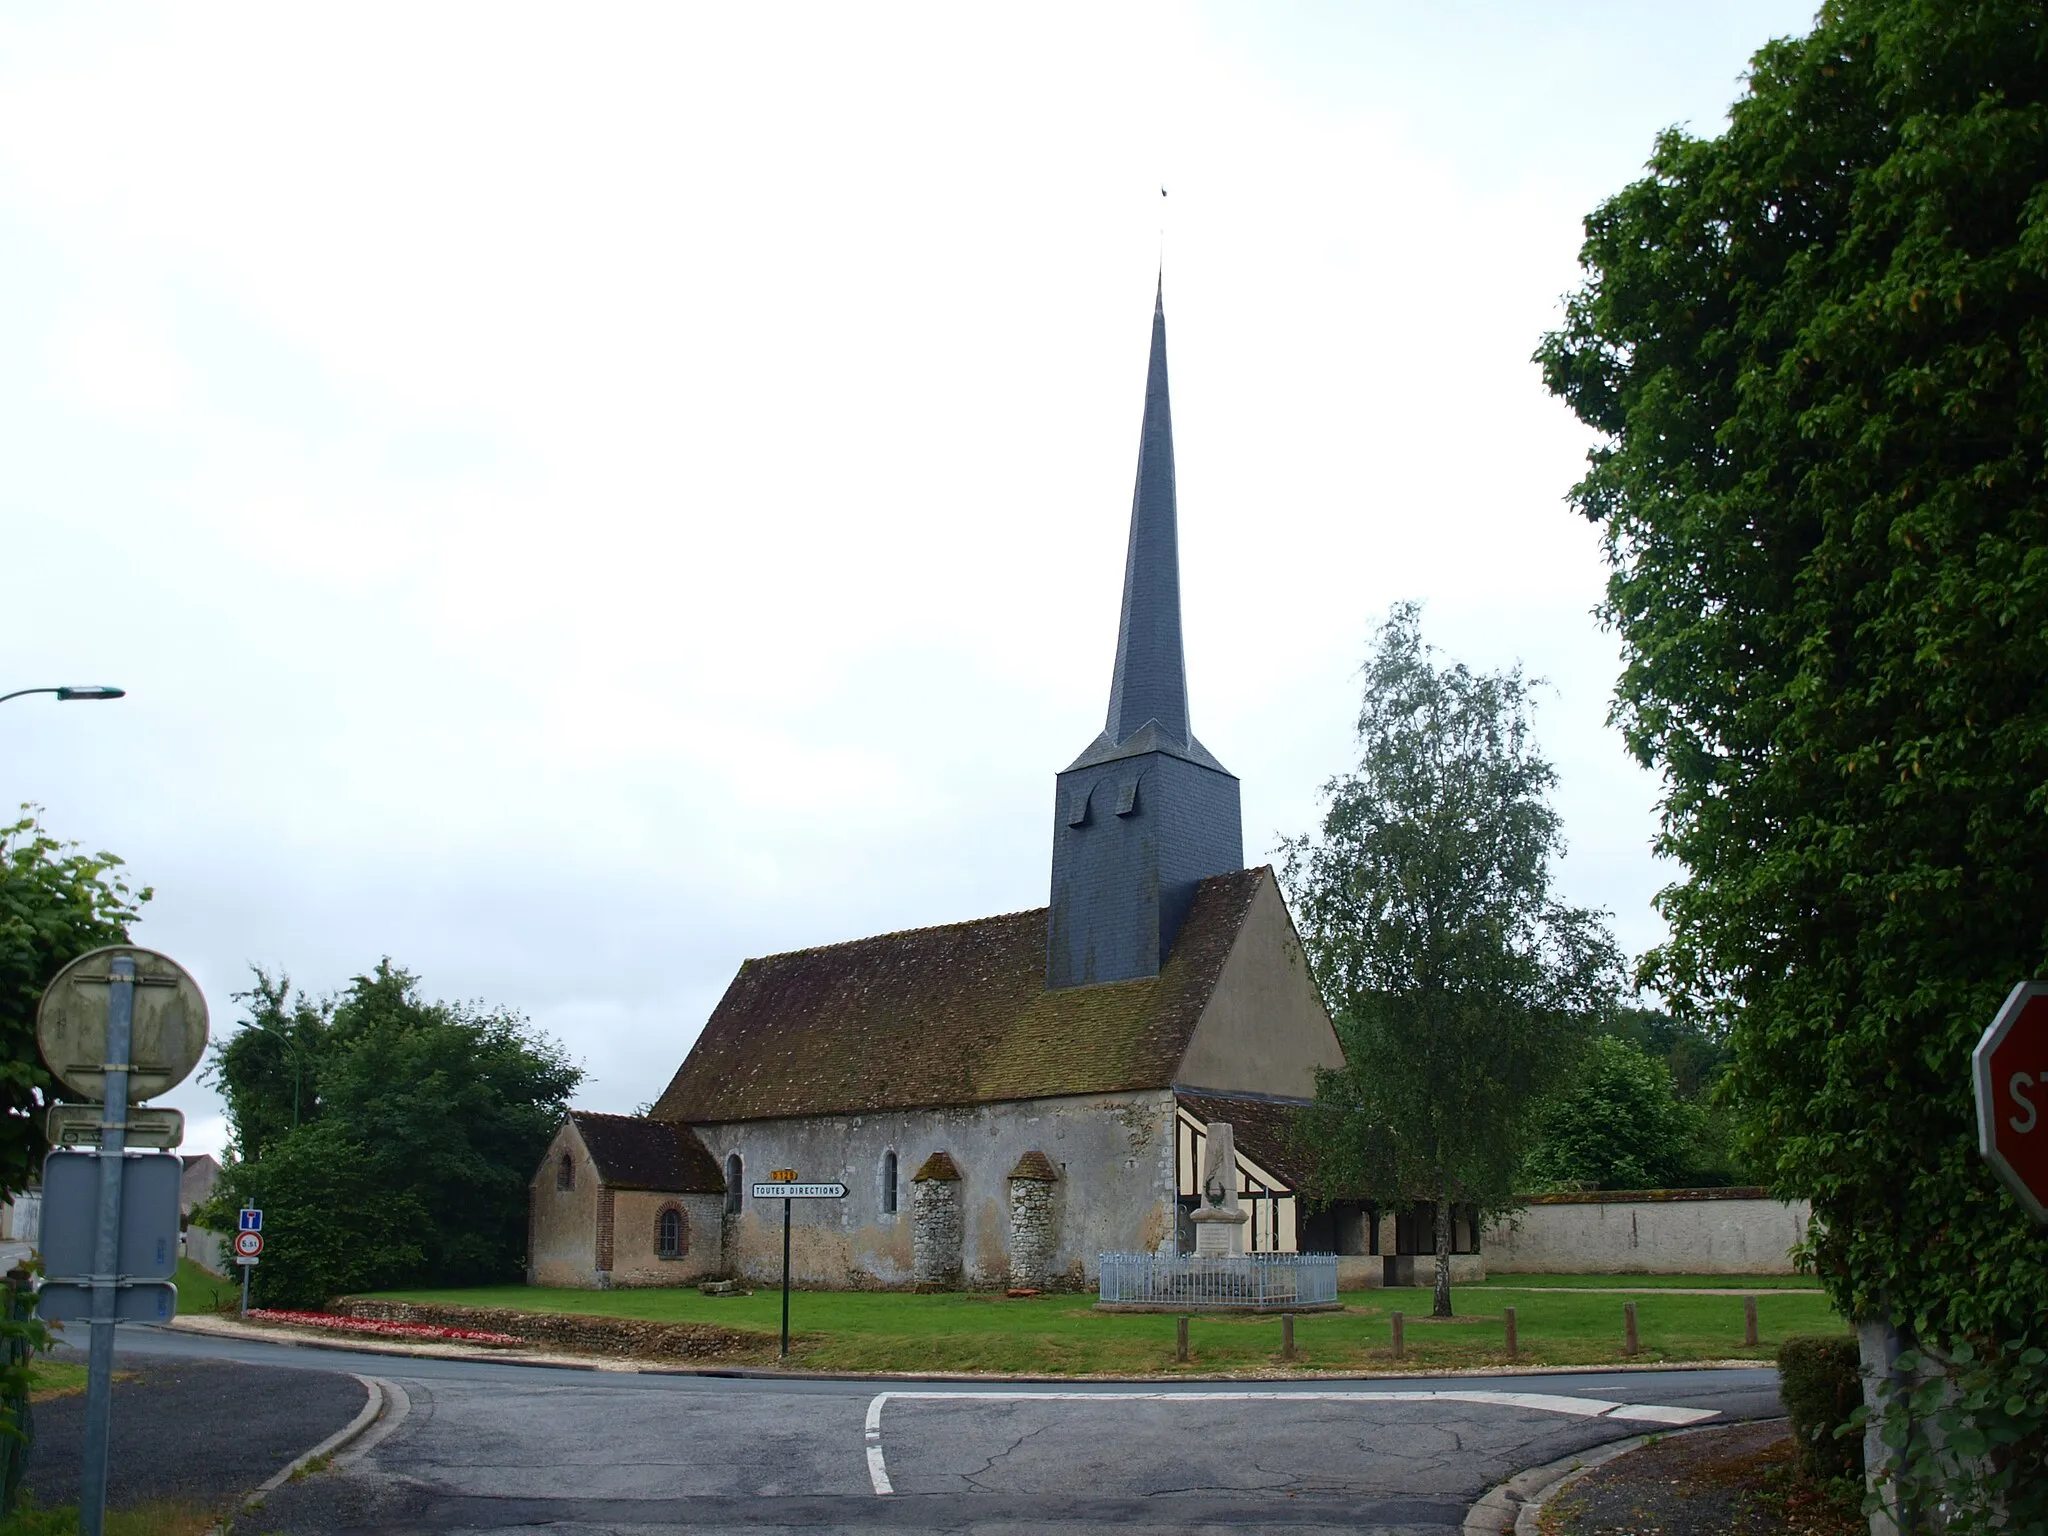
[233,1230,263,1258]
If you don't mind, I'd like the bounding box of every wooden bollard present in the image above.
[1282,1313,1296,1361]
[1176,1315,1189,1362]
[1504,1305,1518,1361]
[1744,1295,1759,1348]
[1390,1310,1405,1359]
[1623,1301,1639,1356]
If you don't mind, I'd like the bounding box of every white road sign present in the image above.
[750,1182,847,1200]
[233,1231,264,1258]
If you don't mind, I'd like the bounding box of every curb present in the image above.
[203,1374,397,1535]
[1464,1419,1778,1536]
[170,1317,1776,1385]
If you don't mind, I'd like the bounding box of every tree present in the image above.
[205,961,581,1306]
[1537,0,2048,1518]
[1284,605,1622,1317]
[204,970,332,1163]
[1522,1035,1701,1192]
[0,809,148,1199]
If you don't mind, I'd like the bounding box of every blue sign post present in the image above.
[238,1210,262,1315]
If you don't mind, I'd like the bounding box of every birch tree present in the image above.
[1284,605,1620,1316]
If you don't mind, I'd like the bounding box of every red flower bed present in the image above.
[247,1309,523,1347]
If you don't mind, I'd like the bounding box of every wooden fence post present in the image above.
[1503,1305,1518,1362]
[1281,1313,1296,1361]
[1176,1315,1189,1362]
[1744,1295,1759,1348]
[1623,1301,1639,1357]
[1390,1311,1405,1360]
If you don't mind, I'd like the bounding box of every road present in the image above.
[86,1327,1781,1535]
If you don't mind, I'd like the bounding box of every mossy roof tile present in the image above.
[654,868,1268,1122]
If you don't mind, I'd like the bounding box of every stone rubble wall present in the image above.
[1007,1178,1057,1289]
[911,1178,962,1290]
[335,1298,758,1361]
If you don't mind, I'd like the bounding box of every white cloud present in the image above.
[0,1,1816,1153]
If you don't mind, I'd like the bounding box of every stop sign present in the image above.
[1974,980,2048,1224]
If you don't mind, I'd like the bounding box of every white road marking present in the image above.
[863,1391,894,1495]
[861,1388,1718,1497]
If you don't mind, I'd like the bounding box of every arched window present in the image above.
[725,1153,743,1215]
[656,1204,686,1259]
[556,1152,574,1192]
[881,1150,898,1214]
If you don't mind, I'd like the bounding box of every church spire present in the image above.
[1045,278,1242,991]
[1103,274,1192,748]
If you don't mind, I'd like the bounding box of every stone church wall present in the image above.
[604,1191,726,1287]
[529,1123,604,1288]
[697,1090,1178,1290]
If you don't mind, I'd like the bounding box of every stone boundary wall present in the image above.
[1484,1189,1812,1275]
[336,1298,759,1361]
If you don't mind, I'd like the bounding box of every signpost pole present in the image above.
[781,1195,792,1359]
[79,955,134,1536]
[240,1260,251,1318]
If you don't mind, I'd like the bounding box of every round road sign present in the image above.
[36,946,208,1103]
[234,1231,264,1258]
[1974,979,2048,1225]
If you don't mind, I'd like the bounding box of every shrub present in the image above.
[1779,1333,1863,1483]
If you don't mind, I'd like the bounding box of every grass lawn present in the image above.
[1468,1273,1824,1291]
[365,1281,1845,1375]
[0,1496,219,1536]
[172,1258,239,1316]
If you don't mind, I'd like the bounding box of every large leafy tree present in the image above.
[0,810,148,1198]
[207,961,581,1305]
[1538,0,2048,1516]
[1522,1035,1702,1192]
[1284,605,1622,1317]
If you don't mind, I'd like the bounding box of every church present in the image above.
[527,284,1463,1292]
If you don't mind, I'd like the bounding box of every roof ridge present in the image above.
[745,903,1048,964]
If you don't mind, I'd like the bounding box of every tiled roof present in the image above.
[1175,1091,1316,1192]
[654,868,1269,1123]
[571,1112,725,1193]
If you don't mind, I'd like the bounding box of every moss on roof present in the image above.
[571,1111,725,1193]
[1008,1150,1059,1181]
[654,868,1268,1123]
[912,1151,962,1182]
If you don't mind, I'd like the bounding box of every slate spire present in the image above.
[1104,274,1191,748]
[1045,278,1243,990]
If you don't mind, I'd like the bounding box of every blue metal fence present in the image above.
[1097,1252,1338,1309]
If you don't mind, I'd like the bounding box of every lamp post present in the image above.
[0,686,126,706]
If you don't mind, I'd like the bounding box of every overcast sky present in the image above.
[1,2,1817,1158]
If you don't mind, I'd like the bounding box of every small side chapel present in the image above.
[530,282,1413,1292]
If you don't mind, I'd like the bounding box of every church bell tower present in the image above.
[1046,280,1244,989]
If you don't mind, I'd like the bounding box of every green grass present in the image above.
[0,1496,218,1536]
[26,1359,89,1400]
[363,1281,1844,1375]
[172,1257,239,1316]
[1468,1273,1825,1290]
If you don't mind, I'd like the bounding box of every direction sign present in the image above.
[1975,980,2048,1223]
[233,1231,264,1258]
[47,1104,185,1151]
[239,1208,263,1233]
[36,946,209,1102]
[750,1182,847,1200]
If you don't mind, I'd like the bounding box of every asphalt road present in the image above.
[28,1347,367,1515]
[89,1326,1782,1536]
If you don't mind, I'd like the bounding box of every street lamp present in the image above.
[0,686,126,705]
